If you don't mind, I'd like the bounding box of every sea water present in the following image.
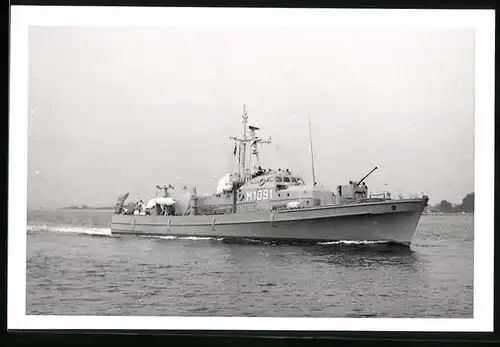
[25,210,473,317]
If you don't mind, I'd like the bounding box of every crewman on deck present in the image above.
[135,200,144,214]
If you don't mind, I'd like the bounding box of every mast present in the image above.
[230,104,249,183]
[229,105,271,183]
[308,112,317,185]
[241,104,248,180]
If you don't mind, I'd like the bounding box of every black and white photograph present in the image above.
[8,6,495,332]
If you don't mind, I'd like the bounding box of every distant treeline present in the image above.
[59,205,114,210]
[426,192,474,214]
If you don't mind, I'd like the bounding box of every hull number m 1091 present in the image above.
[246,189,273,202]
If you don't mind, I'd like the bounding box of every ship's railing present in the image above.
[367,192,428,202]
[335,194,388,205]
[368,192,389,202]
[238,203,259,213]
[195,203,261,215]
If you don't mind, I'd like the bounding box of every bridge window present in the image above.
[283,177,291,183]
[290,177,297,184]
[275,177,283,182]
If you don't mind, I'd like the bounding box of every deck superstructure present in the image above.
[111,106,428,246]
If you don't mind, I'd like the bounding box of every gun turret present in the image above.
[358,166,378,185]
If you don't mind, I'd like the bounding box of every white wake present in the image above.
[27,224,113,236]
[27,225,390,245]
[139,235,224,241]
[317,240,389,245]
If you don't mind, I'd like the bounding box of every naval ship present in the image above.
[111,106,428,246]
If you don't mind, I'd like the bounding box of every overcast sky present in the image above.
[27,26,474,208]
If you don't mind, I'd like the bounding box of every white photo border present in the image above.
[8,6,495,332]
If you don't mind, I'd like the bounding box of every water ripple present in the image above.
[26,211,474,318]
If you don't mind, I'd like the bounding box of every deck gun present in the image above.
[357,166,378,185]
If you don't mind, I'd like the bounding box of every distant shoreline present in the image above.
[423,212,474,216]
[57,207,114,211]
[64,208,113,210]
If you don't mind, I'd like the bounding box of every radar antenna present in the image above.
[248,125,272,172]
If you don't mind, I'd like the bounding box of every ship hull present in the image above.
[111,198,427,246]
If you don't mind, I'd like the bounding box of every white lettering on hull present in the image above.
[246,189,274,202]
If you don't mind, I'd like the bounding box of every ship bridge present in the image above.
[245,171,306,187]
[236,170,335,210]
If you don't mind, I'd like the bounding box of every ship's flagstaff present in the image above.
[308,112,317,185]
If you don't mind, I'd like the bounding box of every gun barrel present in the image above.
[358,166,378,184]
